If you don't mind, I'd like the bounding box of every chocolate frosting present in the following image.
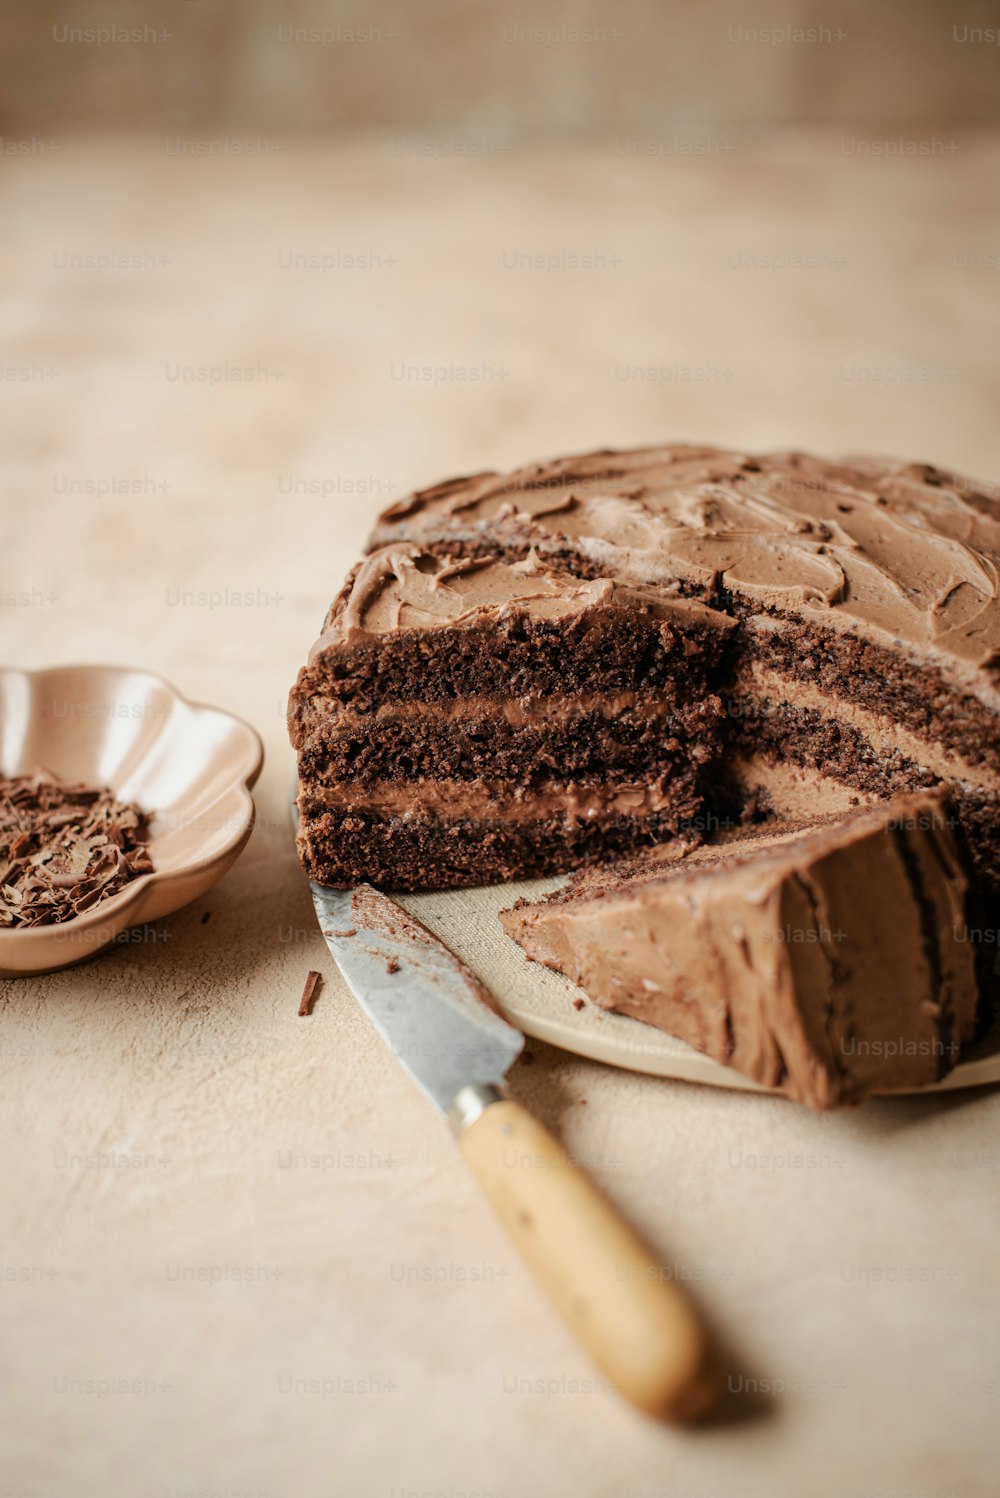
[372,445,1000,687]
[500,790,981,1109]
[310,541,731,661]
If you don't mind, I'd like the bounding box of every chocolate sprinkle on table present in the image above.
[298,969,322,1017]
[0,772,153,929]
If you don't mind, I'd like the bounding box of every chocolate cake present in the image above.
[500,791,982,1108]
[369,444,1000,902]
[289,544,732,889]
[288,441,1000,1102]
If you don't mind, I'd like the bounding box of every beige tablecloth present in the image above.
[2,134,998,1498]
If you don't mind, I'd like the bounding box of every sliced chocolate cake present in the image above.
[500,790,982,1109]
[289,544,733,889]
[289,442,1000,1102]
[370,444,1000,902]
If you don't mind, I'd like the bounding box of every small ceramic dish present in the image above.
[0,664,263,977]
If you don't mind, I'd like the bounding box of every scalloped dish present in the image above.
[0,665,263,976]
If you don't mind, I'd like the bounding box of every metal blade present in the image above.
[310,882,523,1116]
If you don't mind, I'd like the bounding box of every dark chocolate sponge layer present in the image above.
[293,696,722,791]
[297,802,703,894]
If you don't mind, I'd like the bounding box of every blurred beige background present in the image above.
[4,8,1000,1498]
[2,0,1000,135]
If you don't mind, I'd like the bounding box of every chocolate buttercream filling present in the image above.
[302,775,688,822]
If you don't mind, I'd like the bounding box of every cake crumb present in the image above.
[298,969,322,1016]
[572,998,586,1011]
[386,956,400,975]
[200,911,211,925]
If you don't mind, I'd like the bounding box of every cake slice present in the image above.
[288,544,734,890]
[500,790,982,1109]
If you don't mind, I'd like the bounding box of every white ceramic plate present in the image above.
[398,877,1000,1099]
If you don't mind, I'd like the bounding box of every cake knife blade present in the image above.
[309,879,717,1422]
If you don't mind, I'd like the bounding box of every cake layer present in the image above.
[293,695,722,790]
[296,803,701,892]
[500,790,982,1109]
[295,544,733,713]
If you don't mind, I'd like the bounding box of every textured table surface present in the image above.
[2,134,999,1498]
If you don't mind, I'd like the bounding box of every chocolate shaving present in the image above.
[298,969,322,1017]
[0,772,153,928]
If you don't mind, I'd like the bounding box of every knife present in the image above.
[309,879,717,1422]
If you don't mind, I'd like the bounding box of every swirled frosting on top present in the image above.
[371,445,1000,684]
[313,541,727,655]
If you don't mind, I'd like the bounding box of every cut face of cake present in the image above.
[289,545,733,889]
[371,444,1000,902]
[500,791,982,1109]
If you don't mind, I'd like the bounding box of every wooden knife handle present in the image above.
[455,1093,717,1421]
